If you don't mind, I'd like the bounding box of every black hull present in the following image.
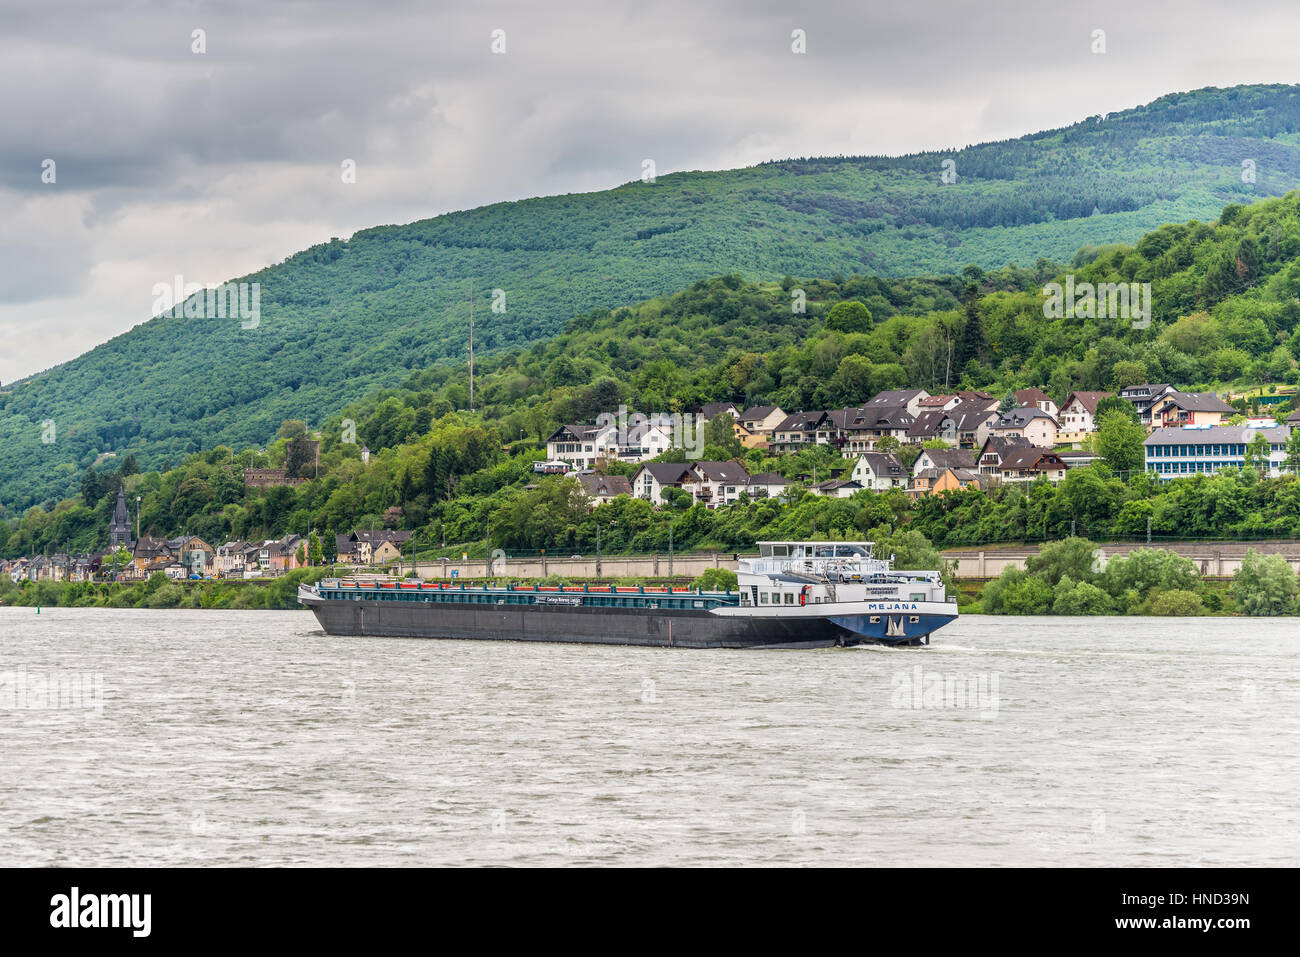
[303,596,912,648]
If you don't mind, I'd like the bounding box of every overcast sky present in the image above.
[2,0,1298,382]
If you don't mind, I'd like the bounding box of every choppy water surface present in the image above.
[1,607,1296,866]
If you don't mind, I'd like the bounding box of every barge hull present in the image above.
[303,596,895,648]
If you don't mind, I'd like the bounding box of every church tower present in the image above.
[109,485,132,548]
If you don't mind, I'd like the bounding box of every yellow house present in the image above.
[733,420,768,449]
[371,540,403,565]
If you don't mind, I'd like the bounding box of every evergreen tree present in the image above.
[955,283,985,369]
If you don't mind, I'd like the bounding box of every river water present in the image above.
[1,607,1295,866]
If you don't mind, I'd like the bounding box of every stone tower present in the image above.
[109,485,132,548]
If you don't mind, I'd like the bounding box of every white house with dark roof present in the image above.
[1118,383,1176,426]
[744,472,794,499]
[863,388,931,416]
[810,479,863,498]
[850,453,908,490]
[699,402,740,422]
[992,407,1059,447]
[912,448,977,478]
[683,461,751,508]
[545,421,673,468]
[976,435,1035,475]
[991,447,1070,483]
[631,462,695,504]
[841,407,916,453]
[1058,391,1113,443]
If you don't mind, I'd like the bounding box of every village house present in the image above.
[976,435,1035,475]
[991,447,1070,484]
[166,535,214,578]
[214,541,248,577]
[941,400,1002,448]
[736,406,787,439]
[840,407,916,453]
[631,462,694,504]
[698,402,739,423]
[682,461,751,508]
[744,472,794,500]
[862,388,931,417]
[544,421,674,468]
[370,539,403,565]
[810,479,863,498]
[769,411,833,453]
[731,419,768,449]
[1118,383,1177,427]
[1149,391,1237,429]
[335,530,411,566]
[1013,387,1059,419]
[915,393,961,412]
[911,448,977,479]
[1057,391,1113,444]
[850,452,908,491]
[991,406,1060,447]
[576,472,633,507]
[909,467,982,497]
[905,410,949,445]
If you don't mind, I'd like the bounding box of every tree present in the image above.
[954,284,985,369]
[1230,549,1299,616]
[1244,432,1271,474]
[1134,589,1206,616]
[1094,410,1146,474]
[825,300,872,334]
[1027,537,1099,586]
[1286,428,1300,475]
[277,420,308,441]
[1093,396,1137,423]
[693,567,739,591]
[102,546,133,580]
[1102,549,1201,602]
[703,414,743,458]
[1111,361,1148,390]
[1053,577,1115,614]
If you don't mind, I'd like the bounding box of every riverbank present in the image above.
[3,538,1296,616]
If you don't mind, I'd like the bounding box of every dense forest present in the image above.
[5,84,1300,509]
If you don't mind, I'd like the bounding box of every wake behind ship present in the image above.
[300,541,957,648]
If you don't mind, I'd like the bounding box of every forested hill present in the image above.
[5,83,1300,510]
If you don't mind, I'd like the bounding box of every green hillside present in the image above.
[5,83,1300,511]
[6,182,1300,561]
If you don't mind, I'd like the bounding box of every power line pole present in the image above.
[468,281,475,412]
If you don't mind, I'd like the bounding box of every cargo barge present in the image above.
[298,540,957,648]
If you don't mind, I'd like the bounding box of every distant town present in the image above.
[8,381,1295,587]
